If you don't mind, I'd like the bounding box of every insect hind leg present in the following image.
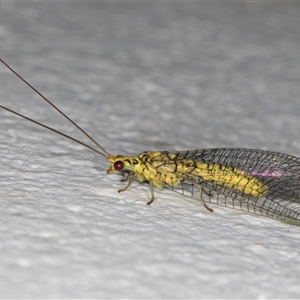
[198,186,214,213]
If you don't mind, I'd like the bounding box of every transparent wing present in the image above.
[164,148,300,224]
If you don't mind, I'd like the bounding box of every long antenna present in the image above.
[0,58,111,158]
[0,105,108,159]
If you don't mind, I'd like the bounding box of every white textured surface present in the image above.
[1,2,300,299]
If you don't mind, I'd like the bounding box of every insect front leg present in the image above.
[118,173,156,206]
[118,172,136,193]
[120,171,132,182]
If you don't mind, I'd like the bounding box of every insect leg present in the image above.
[146,181,155,205]
[118,172,136,193]
[198,186,214,213]
[120,172,132,182]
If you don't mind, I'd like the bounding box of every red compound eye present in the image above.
[114,160,124,171]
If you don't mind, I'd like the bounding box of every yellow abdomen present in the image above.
[191,163,268,197]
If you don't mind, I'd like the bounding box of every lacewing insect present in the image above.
[1,58,300,226]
